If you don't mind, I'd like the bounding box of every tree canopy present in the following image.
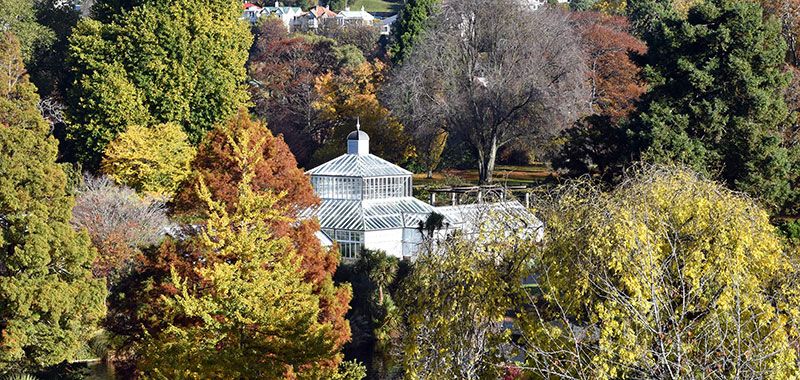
[138,128,344,377]
[0,32,106,374]
[388,0,589,183]
[102,123,196,198]
[523,166,800,378]
[634,0,798,210]
[66,0,251,169]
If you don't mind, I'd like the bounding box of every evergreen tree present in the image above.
[634,0,798,210]
[66,0,251,169]
[0,32,106,374]
[389,0,440,64]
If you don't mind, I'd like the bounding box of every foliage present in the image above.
[555,12,646,179]
[102,123,195,198]
[522,166,800,379]
[389,0,439,64]
[310,61,413,166]
[400,231,530,380]
[0,33,48,134]
[322,24,382,59]
[171,110,352,371]
[0,0,55,62]
[0,32,106,373]
[137,132,345,378]
[632,0,798,212]
[71,175,169,281]
[387,1,589,183]
[248,23,366,166]
[570,11,646,119]
[27,0,81,99]
[66,0,251,169]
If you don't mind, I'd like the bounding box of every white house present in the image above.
[336,6,376,26]
[302,123,541,260]
[263,2,304,30]
[380,14,398,35]
[241,2,303,30]
[242,2,265,24]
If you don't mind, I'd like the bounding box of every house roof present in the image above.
[301,197,448,231]
[337,7,375,20]
[381,14,398,26]
[242,2,259,9]
[435,201,543,239]
[310,5,337,18]
[264,5,302,14]
[306,153,411,178]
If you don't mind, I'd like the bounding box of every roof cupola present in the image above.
[347,117,369,155]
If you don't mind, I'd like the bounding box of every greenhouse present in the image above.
[303,123,541,259]
[302,124,450,259]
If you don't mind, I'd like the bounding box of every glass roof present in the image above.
[300,197,450,231]
[436,201,543,237]
[306,153,412,178]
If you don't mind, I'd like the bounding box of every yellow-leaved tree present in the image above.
[521,166,800,379]
[309,61,413,166]
[102,123,195,198]
[137,122,360,378]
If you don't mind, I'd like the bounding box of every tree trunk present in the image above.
[477,136,498,184]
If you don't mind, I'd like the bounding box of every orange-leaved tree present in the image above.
[174,109,352,358]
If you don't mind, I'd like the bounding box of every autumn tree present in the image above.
[137,129,348,378]
[554,12,646,179]
[388,0,589,183]
[248,20,366,166]
[66,0,251,169]
[634,0,798,211]
[310,61,413,166]
[0,32,106,374]
[102,123,196,198]
[521,166,800,378]
[174,110,352,364]
[571,12,646,119]
[72,175,169,281]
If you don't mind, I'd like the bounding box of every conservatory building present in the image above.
[302,126,450,259]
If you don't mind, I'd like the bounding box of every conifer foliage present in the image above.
[635,0,798,210]
[0,32,106,373]
[138,120,347,377]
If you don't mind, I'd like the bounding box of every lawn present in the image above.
[344,0,402,13]
[412,164,553,188]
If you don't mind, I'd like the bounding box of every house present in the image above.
[380,14,398,35]
[263,2,304,30]
[242,2,265,24]
[335,6,376,26]
[241,2,303,30]
[296,4,339,31]
[302,122,541,259]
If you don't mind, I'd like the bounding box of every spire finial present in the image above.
[356,116,361,131]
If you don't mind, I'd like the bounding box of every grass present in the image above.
[343,0,402,13]
[412,164,553,188]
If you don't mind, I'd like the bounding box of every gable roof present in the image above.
[310,5,337,18]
